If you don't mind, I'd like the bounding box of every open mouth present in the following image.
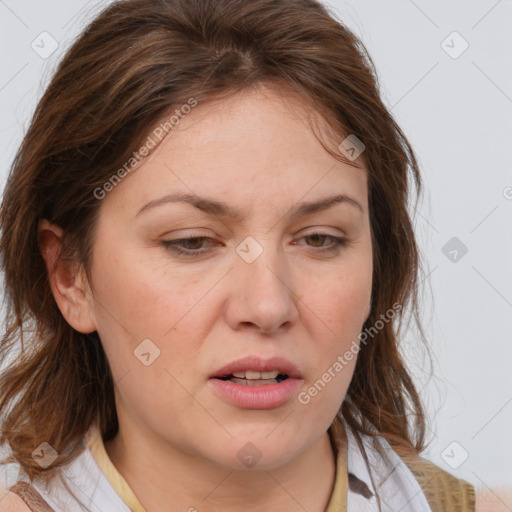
[208,362,302,409]
[215,370,289,386]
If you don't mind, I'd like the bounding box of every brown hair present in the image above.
[0,0,430,489]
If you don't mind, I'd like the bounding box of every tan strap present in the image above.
[8,482,55,512]
[326,415,349,511]
[401,452,476,511]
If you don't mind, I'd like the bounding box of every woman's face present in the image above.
[85,84,373,470]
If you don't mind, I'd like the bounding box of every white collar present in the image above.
[32,417,432,512]
[342,418,433,512]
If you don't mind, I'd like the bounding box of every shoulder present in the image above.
[401,454,512,512]
[475,488,512,512]
[0,489,32,512]
[398,451,476,510]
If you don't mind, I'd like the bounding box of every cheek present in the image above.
[309,265,372,337]
[90,241,188,335]
[89,245,213,386]
[299,265,371,408]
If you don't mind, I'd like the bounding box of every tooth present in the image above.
[246,379,270,386]
[230,370,282,380]
[230,378,276,386]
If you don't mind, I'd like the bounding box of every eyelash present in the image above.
[161,232,347,257]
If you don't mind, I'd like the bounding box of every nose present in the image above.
[224,238,300,335]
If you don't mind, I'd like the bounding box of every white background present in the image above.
[0,0,511,494]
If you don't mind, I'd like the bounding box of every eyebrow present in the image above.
[134,191,364,221]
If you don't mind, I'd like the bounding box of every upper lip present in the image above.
[211,355,302,379]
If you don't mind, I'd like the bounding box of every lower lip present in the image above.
[208,377,303,409]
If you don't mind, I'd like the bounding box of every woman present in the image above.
[0,0,497,510]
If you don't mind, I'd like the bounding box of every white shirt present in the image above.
[28,417,432,511]
[344,420,432,511]
[31,439,130,512]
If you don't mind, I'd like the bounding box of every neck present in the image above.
[104,420,338,512]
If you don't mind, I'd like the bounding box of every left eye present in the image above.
[161,233,346,257]
[161,236,217,256]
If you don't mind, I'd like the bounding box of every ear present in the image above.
[38,219,97,334]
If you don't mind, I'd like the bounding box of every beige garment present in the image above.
[8,415,476,512]
[6,482,53,512]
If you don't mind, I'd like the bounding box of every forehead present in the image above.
[101,84,369,219]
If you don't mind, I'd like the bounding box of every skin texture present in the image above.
[0,490,31,512]
[475,489,512,512]
[38,84,373,511]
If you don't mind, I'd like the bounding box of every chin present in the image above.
[205,432,308,472]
